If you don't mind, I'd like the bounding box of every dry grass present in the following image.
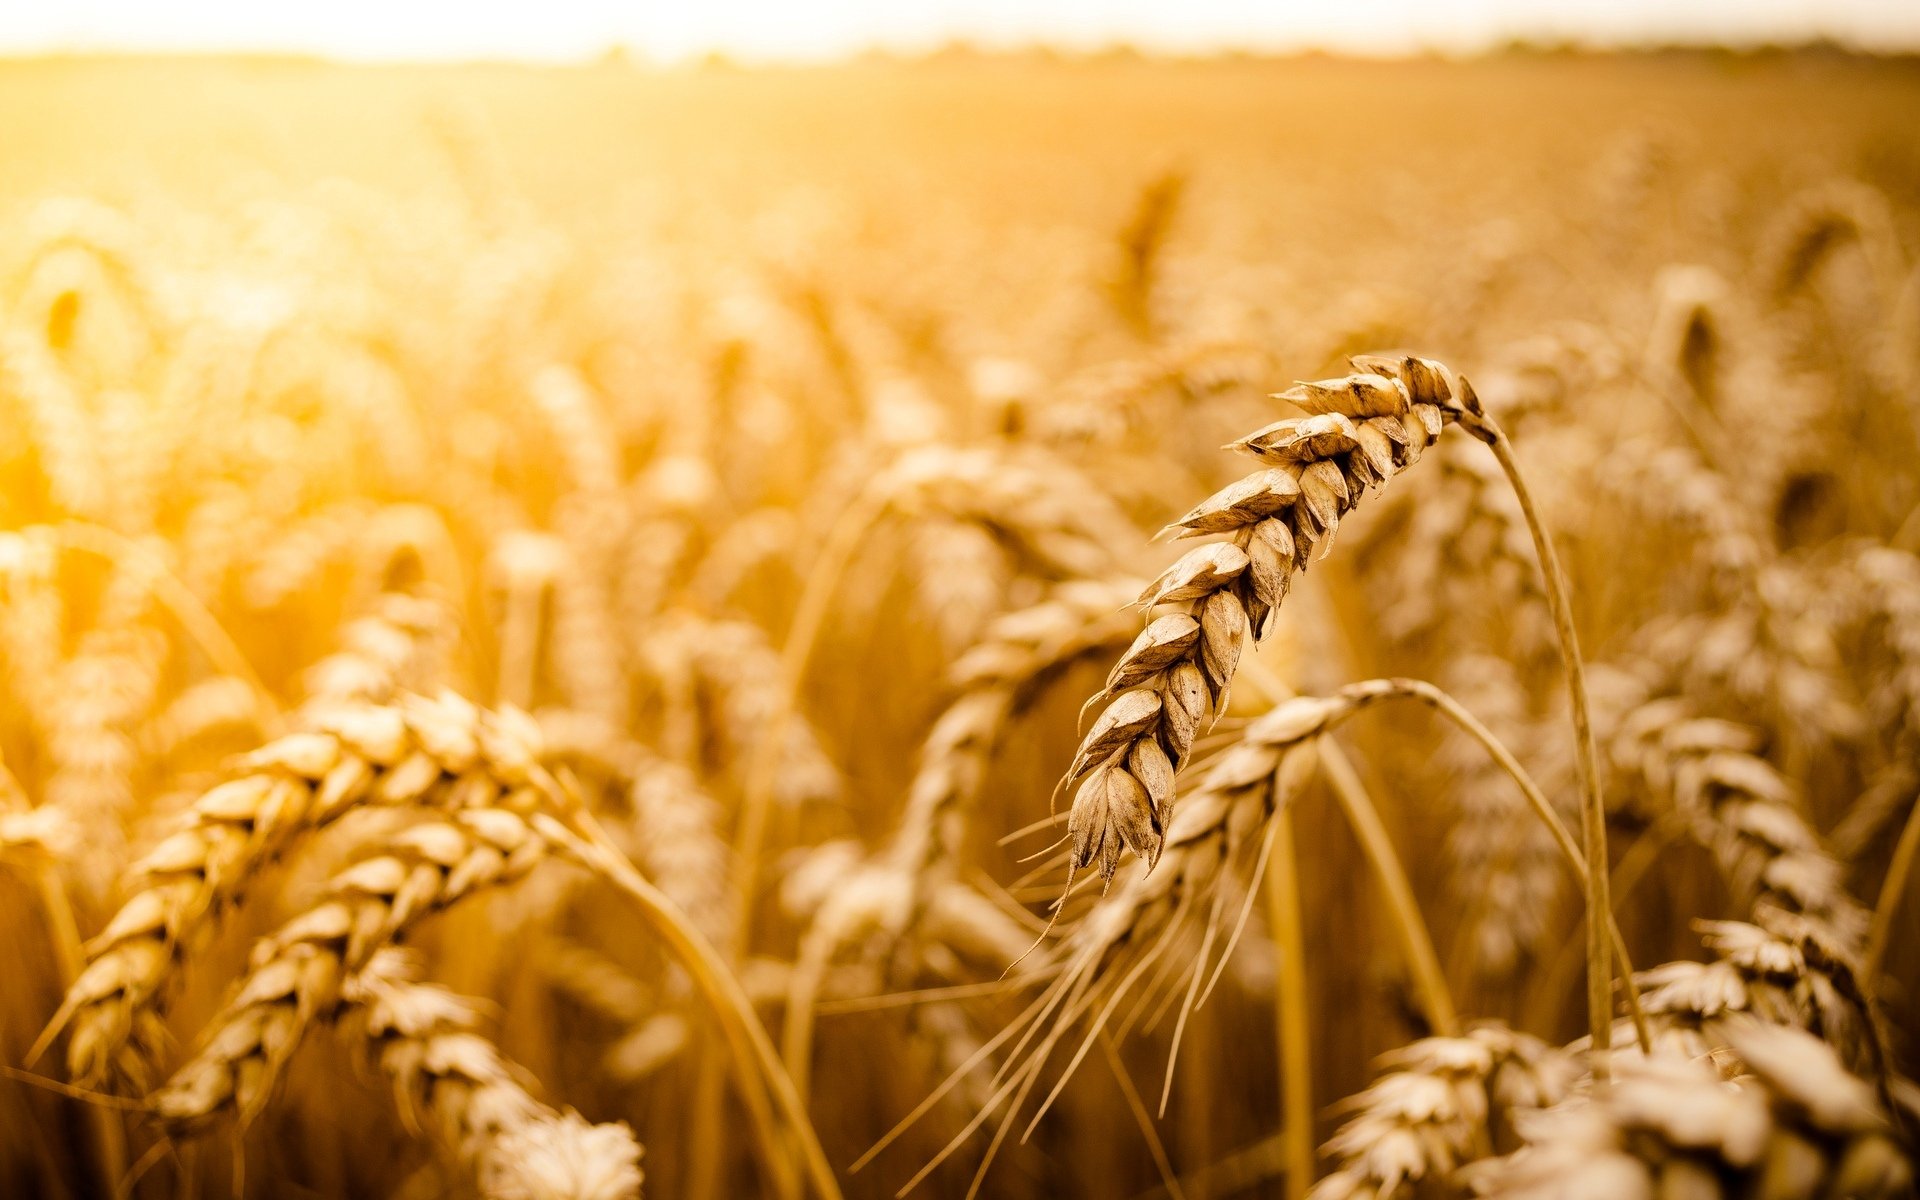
[0,48,1917,1200]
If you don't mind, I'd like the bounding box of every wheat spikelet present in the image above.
[622,751,730,942]
[1634,912,1882,1076]
[890,579,1144,880]
[143,675,271,768]
[1599,446,1861,750]
[0,797,79,866]
[1825,541,1920,753]
[643,612,840,810]
[876,443,1135,582]
[906,519,1015,656]
[241,499,380,611]
[777,580,1142,1086]
[682,506,798,612]
[984,696,1350,1111]
[0,529,68,717]
[493,529,631,724]
[539,939,690,1084]
[1645,264,1736,414]
[528,365,624,498]
[1307,1024,1578,1200]
[1063,354,1476,883]
[44,690,555,1087]
[41,624,169,894]
[302,591,457,704]
[31,550,171,894]
[534,706,734,943]
[1469,1019,1911,1199]
[0,325,111,520]
[1108,168,1184,339]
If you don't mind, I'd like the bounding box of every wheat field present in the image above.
[1,48,1919,1200]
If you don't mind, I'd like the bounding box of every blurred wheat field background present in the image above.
[2,48,1920,1199]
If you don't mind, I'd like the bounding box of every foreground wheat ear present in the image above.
[1060,351,1626,1065]
[1062,354,1477,888]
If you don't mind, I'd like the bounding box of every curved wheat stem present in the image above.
[1453,410,1620,1076]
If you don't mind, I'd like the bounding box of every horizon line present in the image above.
[3,35,1918,70]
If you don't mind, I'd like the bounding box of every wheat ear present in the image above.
[151,805,565,1130]
[1307,1024,1578,1200]
[349,949,643,1200]
[40,691,555,1087]
[1469,1019,1910,1199]
[1063,354,1475,889]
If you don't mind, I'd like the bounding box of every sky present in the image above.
[3,0,1919,63]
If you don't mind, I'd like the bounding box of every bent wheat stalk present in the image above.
[1451,409,1621,1076]
[1336,678,1650,1047]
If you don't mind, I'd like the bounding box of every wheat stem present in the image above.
[731,482,888,960]
[1348,678,1652,1052]
[1240,658,1459,1037]
[1265,805,1312,1200]
[1466,413,1616,1080]
[561,818,844,1200]
[52,522,274,722]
